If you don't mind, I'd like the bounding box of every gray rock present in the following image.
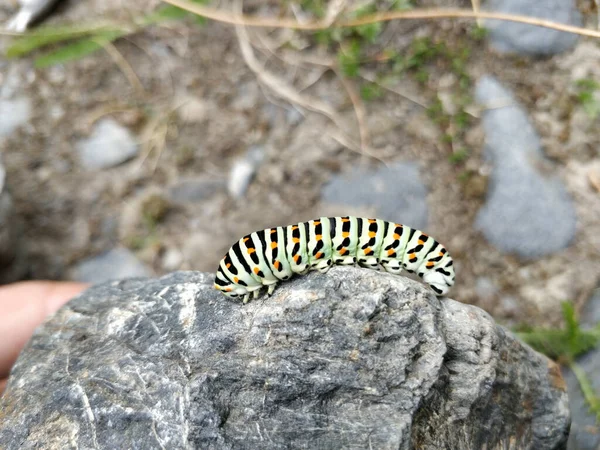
[70,247,151,284]
[76,119,139,170]
[322,162,428,229]
[475,76,576,258]
[0,269,570,449]
[227,145,265,199]
[565,288,600,450]
[0,97,31,138]
[168,178,226,204]
[483,0,581,56]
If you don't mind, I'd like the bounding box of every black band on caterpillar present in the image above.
[215,216,455,303]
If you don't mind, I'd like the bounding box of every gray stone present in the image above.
[227,145,265,199]
[483,0,581,56]
[474,76,576,258]
[76,119,139,170]
[565,288,600,450]
[322,162,428,229]
[70,247,151,284]
[0,269,570,449]
[168,178,225,204]
[0,97,31,138]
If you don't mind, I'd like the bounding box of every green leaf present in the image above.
[34,30,125,68]
[143,5,191,25]
[570,362,600,421]
[338,40,361,77]
[360,82,383,101]
[448,148,469,164]
[516,301,600,360]
[6,24,120,58]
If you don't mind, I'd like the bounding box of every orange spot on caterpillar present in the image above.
[418,239,425,245]
[270,242,278,249]
[226,263,231,269]
[364,248,373,255]
[339,248,348,255]
[293,254,300,263]
[426,261,435,268]
[271,228,277,234]
[233,277,239,283]
[342,232,350,238]
[410,253,416,260]
[438,252,444,257]
[247,248,256,254]
[292,237,300,243]
[243,237,249,243]
[316,234,322,240]
[387,249,396,256]
[393,234,400,240]
[314,221,321,225]
[368,231,376,238]
[292,225,298,230]
[225,288,232,292]
[253,267,260,275]
[274,260,281,270]
[314,252,323,259]
[368,219,376,223]
[341,218,350,223]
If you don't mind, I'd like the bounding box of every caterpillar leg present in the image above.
[358,257,380,270]
[314,259,333,273]
[267,283,278,296]
[381,260,403,275]
[334,256,356,266]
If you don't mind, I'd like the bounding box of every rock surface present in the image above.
[483,0,581,56]
[474,75,576,258]
[76,119,139,170]
[322,162,429,229]
[0,269,570,449]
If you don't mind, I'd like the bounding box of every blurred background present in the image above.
[0,0,599,446]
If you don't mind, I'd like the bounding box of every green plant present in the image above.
[516,302,600,421]
[574,78,600,120]
[5,0,209,68]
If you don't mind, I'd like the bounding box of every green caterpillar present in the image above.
[214,216,455,303]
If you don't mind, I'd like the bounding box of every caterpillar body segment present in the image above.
[214,216,455,303]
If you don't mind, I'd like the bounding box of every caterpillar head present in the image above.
[214,267,248,299]
[422,266,454,296]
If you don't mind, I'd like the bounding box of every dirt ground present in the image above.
[0,0,599,328]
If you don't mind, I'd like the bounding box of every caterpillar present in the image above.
[214,216,455,303]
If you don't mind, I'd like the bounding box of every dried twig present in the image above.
[234,0,387,164]
[335,69,371,151]
[161,0,600,38]
[98,39,145,96]
[470,0,482,28]
[588,168,600,193]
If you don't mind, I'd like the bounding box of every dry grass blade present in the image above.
[233,0,384,164]
[99,40,145,96]
[160,0,600,38]
[588,168,600,193]
[470,0,482,28]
